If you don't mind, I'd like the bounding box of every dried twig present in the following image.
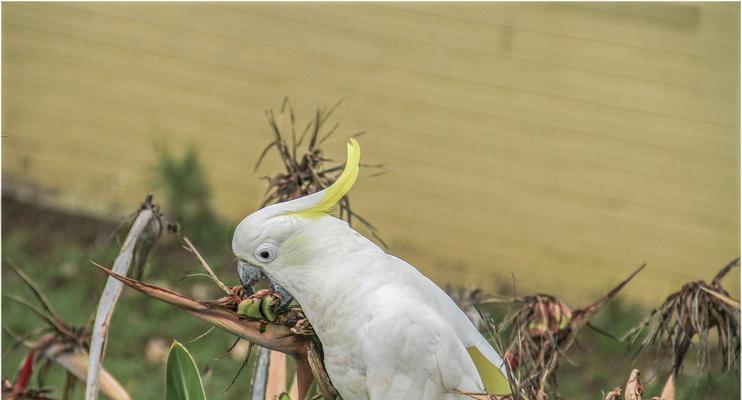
[181,236,231,294]
[85,196,162,400]
[3,267,130,400]
[5,262,65,331]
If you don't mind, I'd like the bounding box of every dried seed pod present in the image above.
[526,297,572,337]
[624,369,644,400]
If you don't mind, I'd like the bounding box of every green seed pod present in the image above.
[237,298,263,319]
[260,295,278,322]
[278,393,291,400]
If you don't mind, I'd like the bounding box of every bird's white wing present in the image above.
[360,285,484,400]
[389,256,512,395]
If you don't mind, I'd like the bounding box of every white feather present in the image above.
[234,216,507,399]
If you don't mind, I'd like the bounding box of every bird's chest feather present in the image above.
[308,290,373,399]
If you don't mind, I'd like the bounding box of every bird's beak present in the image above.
[237,260,265,296]
[237,260,294,310]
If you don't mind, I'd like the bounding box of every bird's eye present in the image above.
[255,243,278,262]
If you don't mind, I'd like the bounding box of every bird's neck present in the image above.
[281,255,371,326]
[271,219,387,337]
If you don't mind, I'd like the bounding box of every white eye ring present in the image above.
[255,243,278,262]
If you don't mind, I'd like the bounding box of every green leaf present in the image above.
[166,340,207,400]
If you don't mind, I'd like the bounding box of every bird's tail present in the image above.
[466,339,512,395]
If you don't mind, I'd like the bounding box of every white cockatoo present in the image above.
[232,139,510,399]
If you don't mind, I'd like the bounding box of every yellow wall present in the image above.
[3,3,739,305]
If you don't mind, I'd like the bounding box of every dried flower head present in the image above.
[255,97,386,246]
[496,265,645,399]
[625,258,740,375]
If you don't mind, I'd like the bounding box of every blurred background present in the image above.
[2,2,740,399]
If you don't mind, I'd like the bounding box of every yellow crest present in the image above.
[286,138,361,218]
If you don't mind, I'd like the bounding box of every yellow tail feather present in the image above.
[467,346,511,395]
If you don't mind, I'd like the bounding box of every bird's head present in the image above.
[231,139,361,303]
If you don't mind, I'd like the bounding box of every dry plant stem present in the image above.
[307,341,338,399]
[712,257,739,287]
[4,265,131,400]
[5,263,70,337]
[295,354,317,400]
[85,202,158,400]
[182,236,231,294]
[91,263,308,354]
[46,344,130,400]
[700,286,740,309]
[266,351,289,399]
[570,263,647,329]
[251,347,271,400]
[12,335,130,400]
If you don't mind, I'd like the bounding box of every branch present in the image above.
[571,263,646,327]
[90,262,318,399]
[181,236,231,295]
[90,262,308,355]
[712,257,740,287]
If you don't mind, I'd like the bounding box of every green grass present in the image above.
[2,221,266,400]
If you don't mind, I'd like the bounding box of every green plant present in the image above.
[154,145,229,252]
[166,341,206,400]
